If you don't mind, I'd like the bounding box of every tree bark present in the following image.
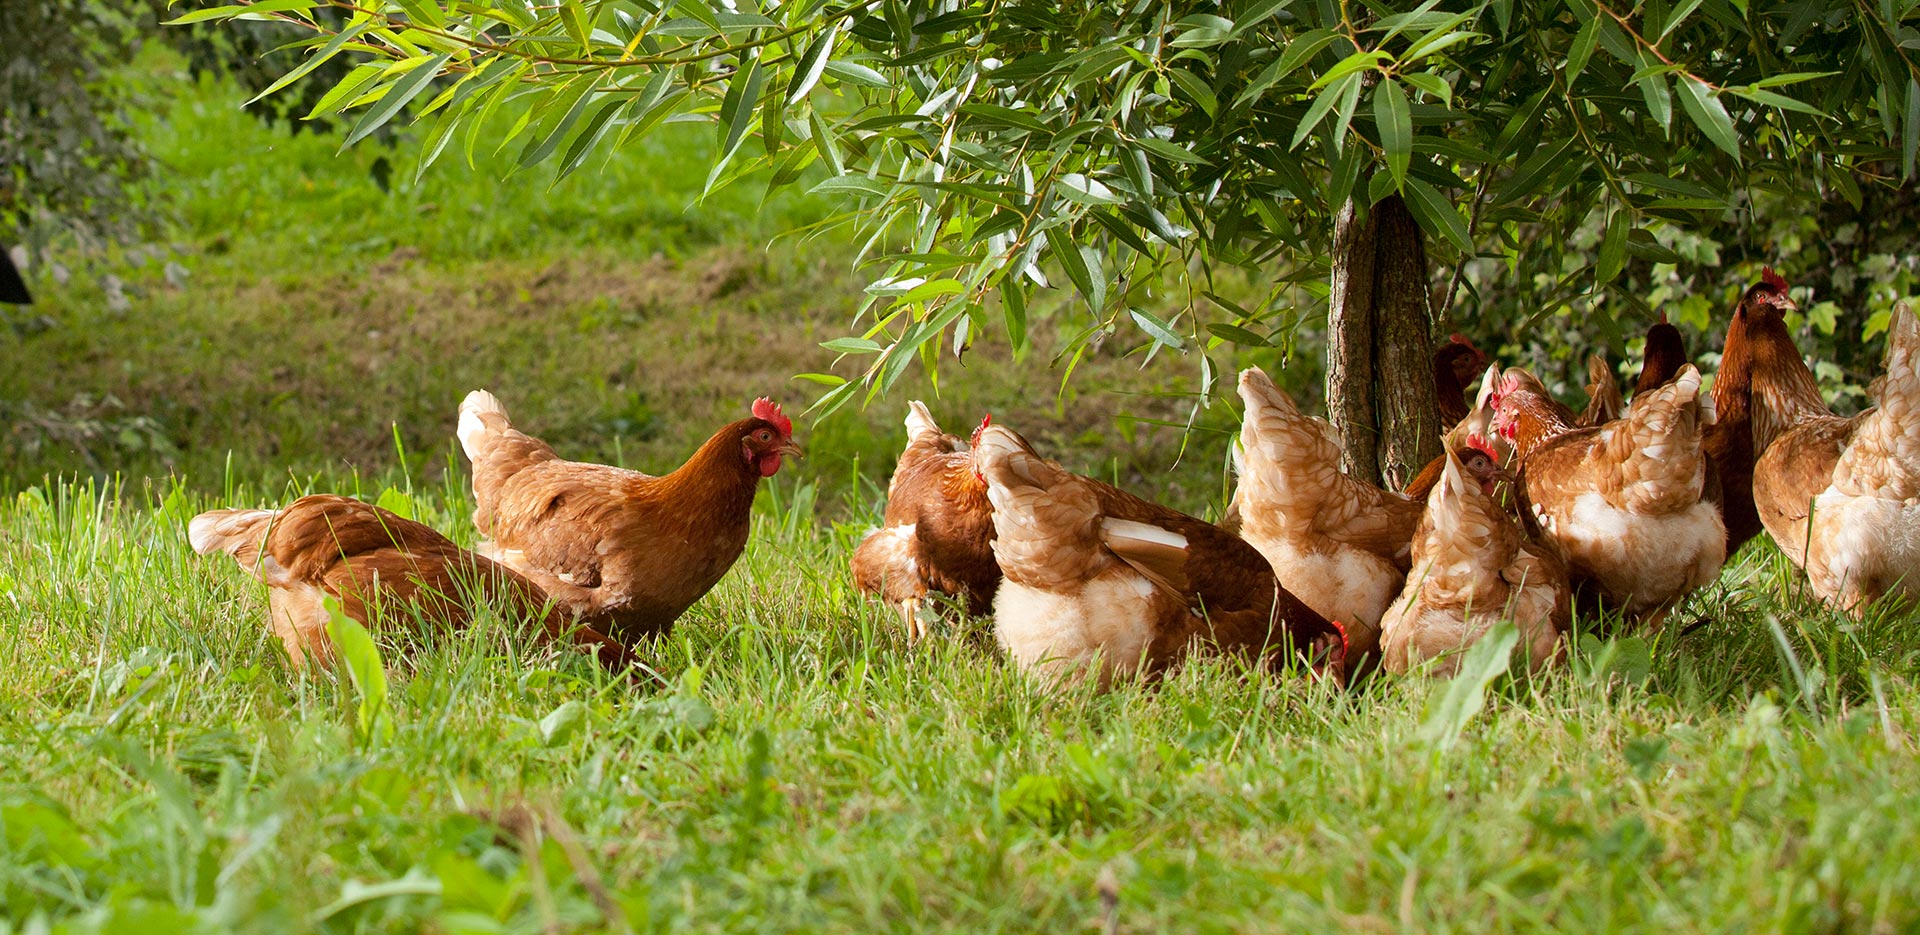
[1325,193,1441,489]
[1327,199,1379,483]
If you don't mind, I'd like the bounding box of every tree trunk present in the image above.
[1327,199,1378,482]
[1325,194,1441,489]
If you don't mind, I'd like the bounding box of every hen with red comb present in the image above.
[851,402,1000,640]
[456,389,801,642]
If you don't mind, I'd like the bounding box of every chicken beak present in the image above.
[777,439,804,459]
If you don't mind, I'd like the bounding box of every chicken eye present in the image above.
[756,430,772,441]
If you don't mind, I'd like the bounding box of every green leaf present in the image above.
[1374,79,1411,187]
[707,56,768,191]
[164,0,315,24]
[1045,227,1098,309]
[517,78,597,170]
[821,337,884,354]
[810,175,891,197]
[1566,15,1598,83]
[1676,77,1739,161]
[392,0,447,30]
[560,0,592,50]
[1130,307,1187,351]
[1727,86,1828,117]
[322,596,395,746]
[555,95,629,183]
[788,20,842,105]
[1292,72,1359,150]
[1056,173,1122,205]
[1133,137,1210,165]
[306,62,385,120]
[1596,209,1629,284]
[1637,67,1672,132]
[1001,277,1028,355]
[1167,68,1218,118]
[1404,178,1472,253]
[824,59,890,89]
[342,53,452,149]
[246,21,370,107]
[793,372,848,386]
[808,110,844,176]
[1274,28,1340,81]
[1311,49,1389,91]
[1906,78,1919,180]
[1415,622,1518,752]
[1207,323,1270,346]
[538,700,587,746]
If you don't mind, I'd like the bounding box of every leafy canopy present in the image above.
[176,0,1920,412]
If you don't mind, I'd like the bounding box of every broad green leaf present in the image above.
[788,20,842,105]
[1311,49,1390,92]
[810,175,891,197]
[392,0,447,29]
[1001,277,1028,355]
[1134,137,1210,165]
[322,596,394,746]
[1676,77,1739,161]
[1274,28,1340,81]
[373,487,415,520]
[342,52,451,148]
[707,56,768,191]
[794,372,848,386]
[1415,622,1518,752]
[1375,79,1411,187]
[1404,178,1473,253]
[1596,209,1629,284]
[1728,86,1828,117]
[538,700,587,746]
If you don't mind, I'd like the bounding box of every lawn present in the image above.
[3,55,1919,935]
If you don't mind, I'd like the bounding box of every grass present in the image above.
[4,50,1920,935]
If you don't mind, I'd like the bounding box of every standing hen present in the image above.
[458,392,799,642]
[190,494,633,671]
[1229,366,1425,655]
[1706,274,1791,556]
[850,402,997,639]
[1381,445,1570,675]
[975,423,1344,688]
[1494,365,1725,624]
[1751,299,1920,611]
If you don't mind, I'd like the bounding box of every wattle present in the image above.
[757,453,783,477]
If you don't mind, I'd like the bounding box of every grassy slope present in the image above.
[3,59,1919,935]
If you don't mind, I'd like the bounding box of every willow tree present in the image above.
[178,0,1917,485]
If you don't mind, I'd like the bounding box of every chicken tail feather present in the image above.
[457,389,511,461]
[188,508,278,572]
[904,400,942,442]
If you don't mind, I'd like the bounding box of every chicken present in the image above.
[1493,365,1725,623]
[1228,366,1426,655]
[189,494,633,671]
[1405,364,1507,500]
[850,402,997,639]
[974,423,1344,688]
[1705,272,1798,558]
[1381,445,1570,675]
[1633,316,1690,399]
[457,392,800,642]
[1580,354,1623,427]
[1751,299,1920,612]
[1434,333,1489,426]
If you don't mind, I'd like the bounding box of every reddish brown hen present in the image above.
[850,402,998,639]
[190,494,632,671]
[1708,271,1793,557]
[458,391,799,642]
[976,423,1344,689]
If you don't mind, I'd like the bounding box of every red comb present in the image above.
[1465,432,1497,459]
[751,397,792,437]
[1761,266,1789,292]
[970,413,992,446]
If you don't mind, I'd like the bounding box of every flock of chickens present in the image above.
[189,269,1920,688]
